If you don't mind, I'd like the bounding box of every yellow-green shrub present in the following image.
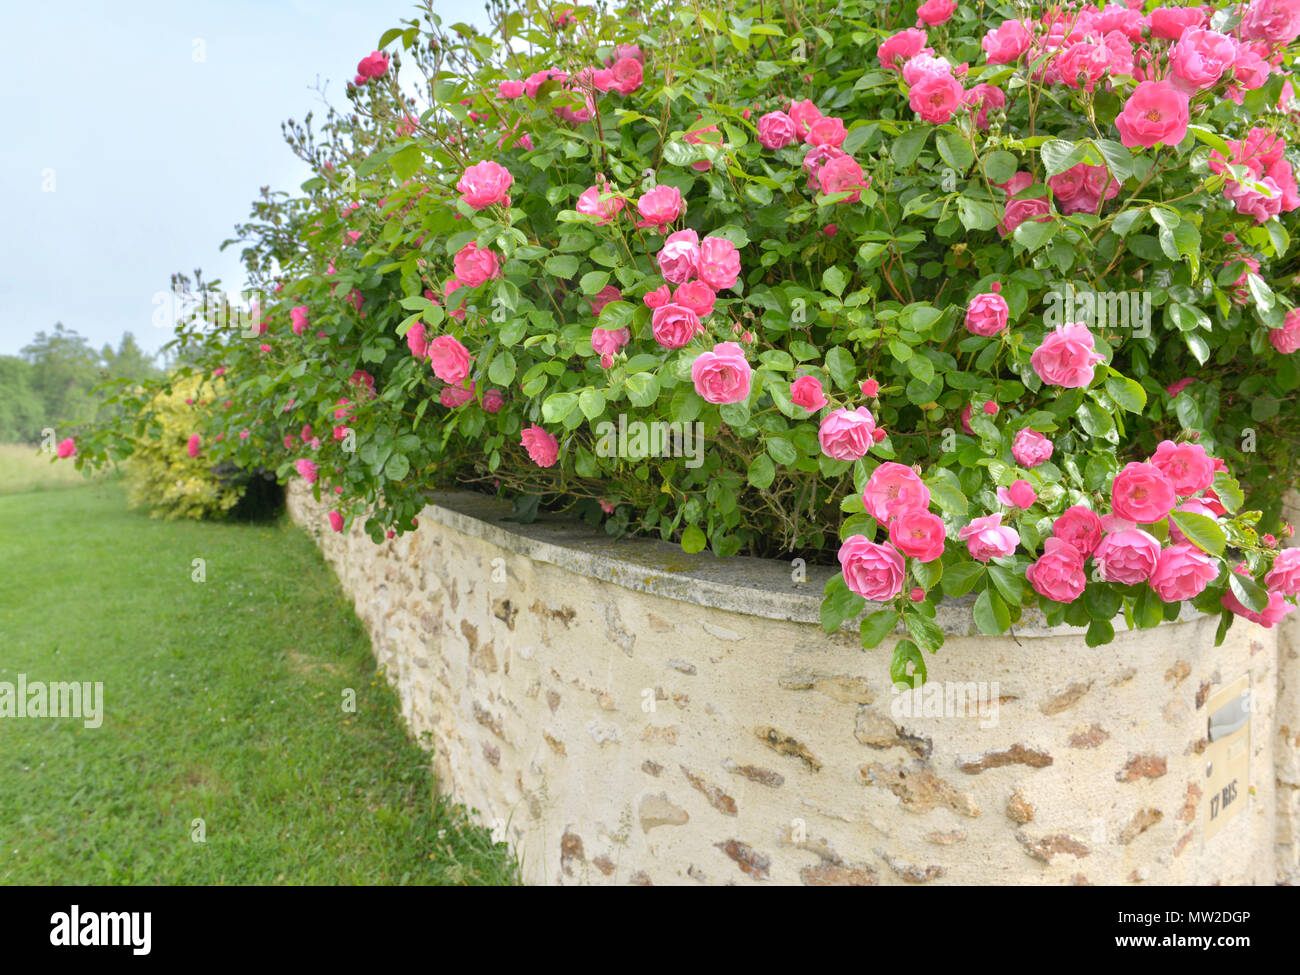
[124,375,243,520]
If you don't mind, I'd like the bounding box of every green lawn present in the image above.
[0,442,105,496]
[0,473,518,884]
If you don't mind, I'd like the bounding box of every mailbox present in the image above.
[1203,676,1250,843]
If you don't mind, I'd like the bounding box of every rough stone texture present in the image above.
[289,483,1285,885]
[1278,492,1300,885]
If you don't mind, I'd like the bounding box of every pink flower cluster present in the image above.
[756,100,869,204]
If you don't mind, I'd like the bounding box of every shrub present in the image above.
[76,0,1300,681]
[122,375,245,520]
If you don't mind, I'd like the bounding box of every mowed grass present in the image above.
[0,474,518,884]
[0,443,106,496]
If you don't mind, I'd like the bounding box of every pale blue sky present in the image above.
[0,0,488,358]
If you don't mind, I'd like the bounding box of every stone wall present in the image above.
[1277,492,1300,885]
[289,483,1293,885]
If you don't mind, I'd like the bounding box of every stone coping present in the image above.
[419,490,1200,639]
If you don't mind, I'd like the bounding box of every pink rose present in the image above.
[787,99,824,140]
[879,28,932,70]
[520,424,560,468]
[1115,81,1190,149]
[1056,40,1110,92]
[1012,429,1054,468]
[965,284,1008,336]
[965,83,1005,129]
[444,279,467,321]
[1026,537,1086,603]
[888,509,947,562]
[790,375,828,411]
[819,407,877,460]
[588,285,622,316]
[862,462,930,522]
[428,334,472,386]
[909,71,965,123]
[1053,506,1104,557]
[497,80,525,99]
[998,195,1050,237]
[1150,6,1207,40]
[982,20,1032,64]
[916,0,956,26]
[643,284,671,309]
[356,51,389,80]
[457,160,513,210]
[1095,528,1162,585]
[698,236,742,290]
[187,434,201,458]
[1031,322,1106,388]
[902,54,953,86]
[691,342,751,404]
[657,229,701,284]
[482,389,505,413]
[441,380,476,408]
[329,510,344,532]
[807,116,848,149]
[996,479,1038,509]
[1150,543,1219,602]
[1269,307,1300,353]
[1049,162,1120,214]
[757,111,798,149]
[817,155,869,203]
[1150,440,1215,496]
[295,458,320,484]
[453,242,500,287]
[1265,548,1300,596]
[861,378,880,397]
[1222,567,1295,626]
[56,437,76,458]
[636,185,685,229]
[1240,0,1300,45]
[1111,462,1177,523]
[838,536,906,601]
[611,57,643,94]
[650,303,704,349]
[405,321,429,358]
[673,281,716,317]
[576,183,625,225]
[959,513,1020,561]
[591,326,630,356]
[1170,29,1237,92]
[290,306,309,336]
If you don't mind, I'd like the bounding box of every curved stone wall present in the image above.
[289,483,1293,885]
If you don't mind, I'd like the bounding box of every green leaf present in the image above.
[942,561,984,598]
[973,587,1011,635]
[384,453,410,481]
[892,128,929,167]
[824,346,856,389]
[822,265,848,297]
[1013,217,1055,252]
[1211,471,1244,513]
[541,391,579,423]
[681,525,707,554]
[580,270,611,295]
[936,131,975,171]
[912,556,943,590]
[625,372,660,407]
[1169,510,1226,556]
[747,453,776,489]
[545,254,580,278]
[905,609,944,653]
[388,144,424,181]
[958,197,1000,231]
[988,564,1026,605]
[860,609,899,649]
[1041,138,1087,176]
[488,350,517,385]
[924,469,968,515]
[1085,617,1114,647]
[1228,571,1269,614]
[890,638,927,687]
[1104,374,1146,413]
[578,388,606,420]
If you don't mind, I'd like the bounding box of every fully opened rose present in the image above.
[838,536,905,601]
[691,342,751,404]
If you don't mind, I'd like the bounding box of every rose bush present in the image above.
[71,0,1300,684]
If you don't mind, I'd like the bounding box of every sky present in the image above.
[0,0,489,360]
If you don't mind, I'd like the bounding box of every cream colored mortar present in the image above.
[289,483,1289,885]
